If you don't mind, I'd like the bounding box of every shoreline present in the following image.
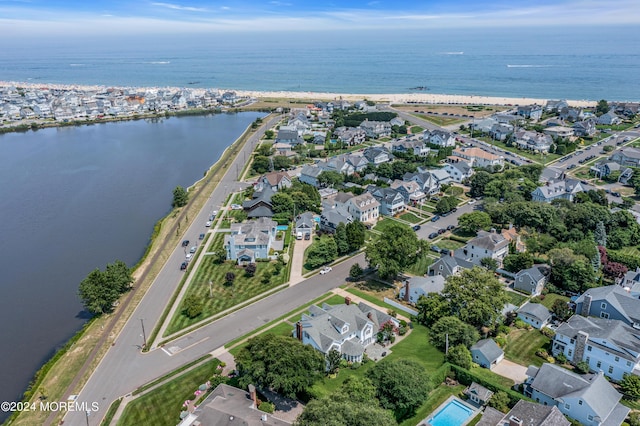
[1,80,597,107]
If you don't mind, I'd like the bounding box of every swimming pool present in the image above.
[276,225,289,231]
[428,398,475,426]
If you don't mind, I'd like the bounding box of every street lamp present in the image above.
[85,410,90,426]
[140,318,147,349]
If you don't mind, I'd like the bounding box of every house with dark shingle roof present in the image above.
[399,275,446,304]
[477,400,569,426]
[514,266,548,296]
[367,185,405,216]
[258,171,292,192]
[620,267,640,297]
[574,285,640,328]
[517,302,552,329]
[524,363,629,426]
[470,339,504,370]
[242,186,275,218]
[551,315,640,382]
[294,212,315,237]
[464,382,494,406]
[428,252,475,278]
[299,164,324,187]
[455,230,509,267]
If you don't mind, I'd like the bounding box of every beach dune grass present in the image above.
[117,359,220,426]
[164,257,286,336]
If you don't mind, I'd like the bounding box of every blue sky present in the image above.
[1,0,639,38]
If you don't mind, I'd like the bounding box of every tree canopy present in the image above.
[78,260,133,315]
[172,186,188,208]
[457,211,492,234]
[430,316,480,351]
[365,223,424,279]
[236,334,325,398]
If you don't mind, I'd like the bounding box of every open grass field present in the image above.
[418,114,467,127]
[435,239,465,252]
[165,259,286,336]
[540,293,569,310]
[346,286,398,312]
[373,217,404,232]
[118,359,220,426]
[410,126,424,134]
[406,252,436,276]
[505,291,528,308]
[399,212,422,224]
[503,328,550,368]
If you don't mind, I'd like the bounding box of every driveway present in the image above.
[289,235,313,285]
[492,359,528,384]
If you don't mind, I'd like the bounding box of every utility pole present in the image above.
[140,318,147,349]
[445,333,449,356]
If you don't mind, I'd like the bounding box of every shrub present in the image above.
[258,402,275,413]
[535,349,549,359]
[575,361,590,374]
[494,335,507,348]
[513,319,529,329]
[540,327,556,339]
[555,353,567,364]
[497,324,510,335]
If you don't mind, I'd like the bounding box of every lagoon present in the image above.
[0,111,264,419]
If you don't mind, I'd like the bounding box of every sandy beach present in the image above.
[1,81,596,107]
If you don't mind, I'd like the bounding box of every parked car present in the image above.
[412,225,421,231]
[431,215,440,222]
[180,262,188,271]
[431,245,441,253]
[185,253,193,261]
[231,204,242,210]
[304,233,311,240]
[437,228,446,235]
[199,233,205,240]
[447,224,455,231]
[612,191,621,197]
[205,221,212,227]
[567,164,577,170]
[319,266,332,275]
[189,246,197,254]
[468,199,476,205]
[428,232,438,239]
[182,240,189,247]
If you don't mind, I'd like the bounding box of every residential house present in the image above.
[179,383,292,426]
[531,180,585,203]
[551,315,640,382]
[464,382,493,406]
[524,363,629,426]
[345,154,369,172]
[429,168,453,187]
[444,161,474,183]
[574,285,640,328]
[345,192,380,223]
[224,217,277,262]
[258,172,292,192]
[472,117,499,134]
[559,107,584,122]
[334,126,366,146]
[545,99,570,112]
[428,252,475,278]
[275,126,304,145]
[367,186,405,216]
[390,179,427,204]
[573,119,596,137]
[470,339,504,369]
[319,207,353,233]
[597,110,622,126]
[363,146,393,165]
[455,230,509,267]
[489,123,514,141]
[514,266,548,296]
[391,139,431,156]
[242,186,275,218]
[403,171,437,195]
[318,157,355,176]
[299,165,324,187]
[517,302,552,330]
[399,275,446,304]
[501,225,526,253]
[293,300,399,363]
[610,148,640,167]
[390,116,405,127]
[543,126,575,139]
[620,267,640,297]
[477,400,570,426]
[514,130,553,153]
[452,147,504,169]
[359,120,392,138]
[517,105,543,121]
[295,212,315,237]
[425,129,456,147]
[613,102,640,118]
[590,161,621,179]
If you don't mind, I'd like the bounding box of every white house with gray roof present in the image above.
[551,315,640,382]
[620,267,640,297]
[517,302,552,330]
[574,285,640,328]
[293,301,398,363]
[524,363,629,426]
[224,218,277,263]
[531,180,585,203]
[455,230,509,267]
[428,253,475,278]
[399,275,446,304]
[470,339,504,370]
[514,266,548,296]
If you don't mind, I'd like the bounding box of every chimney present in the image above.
[508,416,523,426]
[449,250,454,257]
[581,293,592,317]
[367,312,373,320]
[248,384,257,409]
[508,223,513,230]
[403,280,411,302]
[573,330,589,364]
[344,296,351,306]
[295,321,303,341]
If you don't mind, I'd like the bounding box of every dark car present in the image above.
[452,208,458,212]
[447,224,456,231]
[412,225,421,231]
[428,232,438,239]
[304,233,310,240]
[431,215,440,222]
[567,164,577,170]
[441,211,451,217]
[437,228,446,235]
[180,262,188,271]
[612,191,621,197]
[181,240,189,247]
[431,245,441,253]
[199,233,205,240]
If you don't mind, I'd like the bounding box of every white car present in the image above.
[319,267,332,275]
[185,253,193,261]
[205,221,212,227]
[468,199,476,205]
[230,204,242,210]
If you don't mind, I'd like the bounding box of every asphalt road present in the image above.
[63,114,282,425]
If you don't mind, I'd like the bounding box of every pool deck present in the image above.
[420,396,481,426]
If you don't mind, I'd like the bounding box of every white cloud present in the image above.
[150,2,208,12]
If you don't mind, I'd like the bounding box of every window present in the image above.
[628,361,632,367]
[588,415,594,421]
[586,357,590,363]
[587,345,592,352]
[568,350,573,357]
[615,356,620,362]
[609,366,614,374]
[570,338,575,344]
[564,403,570,409]
[578,400,583,406]
[601,302,607,309]
[597,361,602,368]
[600,312,609,319]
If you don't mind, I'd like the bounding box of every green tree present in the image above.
[244,263,257,277]
[272,155,292,170]
[488,391,510,413]
[225,272,236,285]
[318,171,345,188]
[435,196,458,214]
[480,257,498,271]
[172,186,188,208]
[446,344,472,369]
[78,269,119,315]
[306,236,338,269]
[271,192,294,215]
[503,252,534,273]
[326,348,342,375]
[236,334,325,398]
[415,294,451,327]
[443,267,508,327]
[252,155,271,174]
[264,130,275,139]
[548,247,596,293]
[345,220,366,252]
[620,373,640,400]
[104,260,133,294]
[256,143,273,156]
[367,359,431,421]
[295,377,397,426]
[349,263,364,281]
[365,223,423,279]
[335,223,350,255]
[457,211,492,234]
[629,412,640,426]
[430,316,480,351]
[551,299,572,321]
[182,294,203,319]
[596,99,609,116]
[575,360,591,374]
[468,171,493,198]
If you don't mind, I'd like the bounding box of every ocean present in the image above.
[1,26,639,101]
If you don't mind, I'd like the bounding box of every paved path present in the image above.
[289,236,313,285]
[492,359,528,384]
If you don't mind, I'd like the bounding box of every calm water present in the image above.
[0,112,264,418]
[1,27,639,100]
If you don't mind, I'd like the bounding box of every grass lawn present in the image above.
[118,359,220,426]
[435,239,465,252]
[405,252,436,276]
[505,291,528,308]
[399,212,422,224]
[410,126,424,134]
[374,217,405,232]
[415,114,467,127]
[503,328,550,368]
[540,293,569,310]
[420,204,436,213]
[164,259,287,336]
[400,384,466,426]
[207,231,227,252]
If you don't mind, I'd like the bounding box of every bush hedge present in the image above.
[449,364,530,408]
